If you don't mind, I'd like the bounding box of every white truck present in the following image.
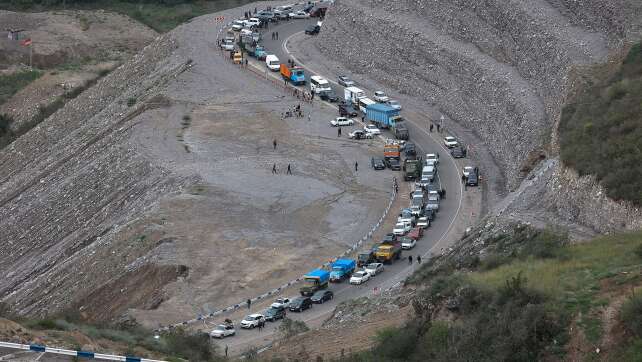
[344,86,365,106]
[373,91,390,103]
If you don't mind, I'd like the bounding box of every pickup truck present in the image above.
[300,269,330,296]
[329,259,356,282]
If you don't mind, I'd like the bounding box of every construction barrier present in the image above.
[0,341,166,362]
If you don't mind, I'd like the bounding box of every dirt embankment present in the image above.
[314,0,642,233]
[0,1,394,327]
[0,10,157,69]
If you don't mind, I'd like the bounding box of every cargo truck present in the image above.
[384,143,401,160]
[329,259,356,282]
[280,64,306,85]
[403,159,421,181]
[299,269,330,296]
[357,249,377,267]
[344,86,365,106]
[394,123,409,140]
[375,239,402,264]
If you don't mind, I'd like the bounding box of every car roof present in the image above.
[247,313,262,318]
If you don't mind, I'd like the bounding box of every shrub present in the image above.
[559,41,642,205]
[635,243,642,259]
[278,317,309,339]
[127,97,137,107]
[621,293,642,337]
[161,328,216,362]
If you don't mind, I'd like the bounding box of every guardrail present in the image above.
[0,341,165,362]
[156,178,397,332]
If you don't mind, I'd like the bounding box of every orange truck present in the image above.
[384,143,400,159]
[280,64,306,85]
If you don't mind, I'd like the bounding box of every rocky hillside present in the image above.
[316,0,642,232]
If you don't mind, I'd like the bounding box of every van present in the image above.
[310,75,331,94]
[422,165,436,181]
[265,54,280,71]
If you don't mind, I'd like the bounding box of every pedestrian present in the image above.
[244,58,248,67]
[361,115,365,122]
[254,7,257,13]
[437,124,441,132]
[273,138,277,150]
[464,176,468,190]
[441,188,446,198]
[430,124,434,132]
[355,161,358,172]
[271,32,274,40]
[307,113,311,122]
[395,183,399,193]
[225,345,228,357]
[276,31,279,40]
[311,91,314,100]
[287,163,292,175]
[272,163,277,174]
[408,255,413,264]
[417,255,422,264]
[284,78,287,86]
[461,174,466,184]
[247,298,251,309]
[258,321,263,332]
[338,127,342,137]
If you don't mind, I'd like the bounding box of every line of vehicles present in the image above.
[209,2,483,341]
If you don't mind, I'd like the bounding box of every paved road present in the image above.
[214,11,469,356]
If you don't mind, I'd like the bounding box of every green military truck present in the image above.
[403,159,421,181]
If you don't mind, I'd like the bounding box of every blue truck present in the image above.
[280,64,306,86]
[329,259,356,282]
[366,103,406,132]
[300,269,330,296]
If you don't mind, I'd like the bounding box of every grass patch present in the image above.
[0,0,258,33]
[0,70,42,107]
[559,41,642,204]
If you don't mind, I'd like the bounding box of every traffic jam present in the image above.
[211,1,480,339]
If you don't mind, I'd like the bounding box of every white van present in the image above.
[265,54,280,71]
[310,75,332,94]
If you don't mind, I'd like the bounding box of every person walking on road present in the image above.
[272,163,277,174]
[417,255,422,264]
[437,124,441,132]
[287,164,292,175]
[338,127,342,137]
[276,31,279,40]
[355,161,359,172]
[273,139,277,150]
[408,255,413,264]
[271,32,275,40]
[430,123,434,132]
[225,345,228,357]
[247,299,251,309]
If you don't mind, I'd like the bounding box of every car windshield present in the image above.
[389,101,398,105]
[446,137,456,141]
[216,325,226,330]
[354,272,366,277]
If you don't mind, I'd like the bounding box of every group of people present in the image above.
[408,255,422,264]
[429,123,442,133]
[271,31,280,40]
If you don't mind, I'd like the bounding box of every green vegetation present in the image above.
[278,317,309,339]
[22,316,220,361]
[345,228,642,361]
[0,70,42,106]
[559,42,642,205]
[0,0,256,32]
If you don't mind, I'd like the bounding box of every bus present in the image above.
[310,75,332,94]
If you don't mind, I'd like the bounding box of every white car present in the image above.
[364,263,384,276]
[393,222,412,235]
[463,166,474,177]
[276,5,293,11]
[373,91,389,103]
[330,117,354,127]
[349,270,371,285]
[244,18,261,28]
[364,124,381,135]
[220,37,235,51]
[444,136,458,148]
[231,20,245,31]
[387,99,401,110]
[425,153,439,166]
[240,314,265,329]
[348,130,373,139]
[417,216,430,229]
[210,324,235,338]
[289,10,309,18]
[240,28,253,37]
[270,297,292,309]
[401,237,416,250]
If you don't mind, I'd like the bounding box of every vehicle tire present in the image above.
[251,324,255,329]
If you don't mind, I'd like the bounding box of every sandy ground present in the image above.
[122,23,396,326]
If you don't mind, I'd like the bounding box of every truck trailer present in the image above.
[344,86,365,106]
[365,103,399,129]
[329,259,356,282]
